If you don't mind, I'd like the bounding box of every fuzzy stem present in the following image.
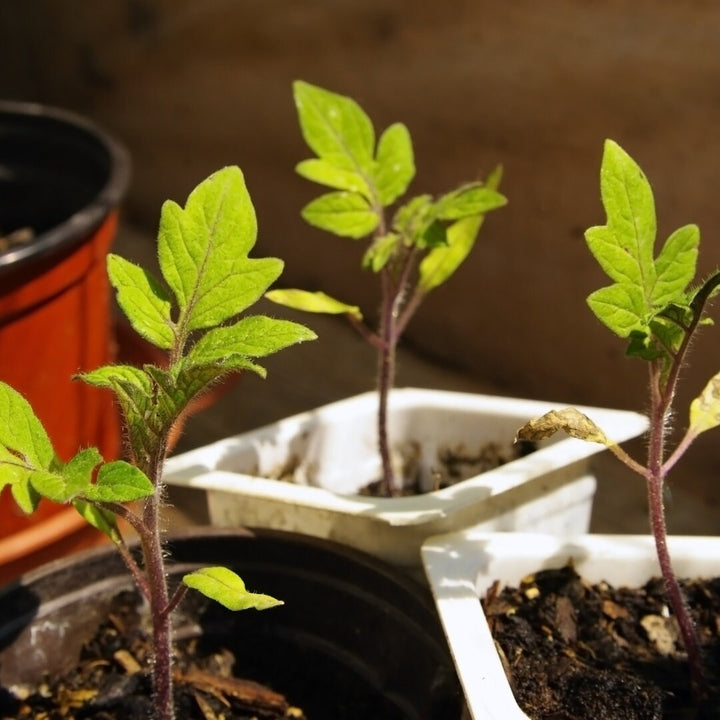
[646,360,705,702]
[138,437,175,720]
[377,271,397,496]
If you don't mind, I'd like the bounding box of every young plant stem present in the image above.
[139,437,176,720]
[377,270,398,497]
[646,360,705,701]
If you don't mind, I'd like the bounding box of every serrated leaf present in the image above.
[73,500,120,540]
[301,192,378,238]
[294,80,374,172]
[516,407,612,446]
[158,166,284,332]
[295,159,371,197]
[433,184,507,221]
[653,224,699,307]
[107,255,175,349]
[373,123,415,205]
[586,284,647,339]
[81,365,154,426]
[0,382,54,471]
[183,566,283,611]
[689,370,720,437]
[585,141,699,344]
[189,316,317,365]
[11,477,40,514]
[418,215,482,292]
[59,448,104,499]
[392,194,433,238]
[362,233,401,273]
[266,289,362,320]
[83,461,154,503]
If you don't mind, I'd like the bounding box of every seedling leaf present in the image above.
[301,192,378,238]
[0,382,54,470]
[373,122,415,205]
[83,461,154,503]
[73,500,120,539]
[433,184,507,221]
[689,370,720,437]
[183,566,283,611]
[295,159,371,197]
[158,166,283,332]
[362,233,402,273]
[266,289,362,320]
[107,254,174,349]
[418,215,482,292]
[294,80,374,171]
[188,316,317,364]
[584,140,699,343]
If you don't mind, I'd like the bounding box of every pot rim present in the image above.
[0,100,131,273]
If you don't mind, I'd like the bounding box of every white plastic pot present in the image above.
[163,388,648,569]
[421,531,720,720]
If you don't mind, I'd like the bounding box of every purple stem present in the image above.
[646,361,705,702]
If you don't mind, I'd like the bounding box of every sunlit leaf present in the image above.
[183,566,283,611]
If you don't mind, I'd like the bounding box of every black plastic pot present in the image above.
[0,528,464,719]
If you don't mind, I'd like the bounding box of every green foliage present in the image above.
[83,167,316,469]
[585,140,703,361]
[0,165,316,635]
[270,80,506,319]
[183,567,283,611]
[0,382,154,510]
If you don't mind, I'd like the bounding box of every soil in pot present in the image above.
[0,531,462,720]
[483,564,720,719]
[1,590,306,720]
[267,437,538,498]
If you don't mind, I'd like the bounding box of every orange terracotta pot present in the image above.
[0,102,130,580]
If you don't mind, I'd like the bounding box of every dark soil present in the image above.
[1,591,307,720]
[483,564,720,719]
[360,438,537,497]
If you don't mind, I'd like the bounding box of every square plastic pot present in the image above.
[163,388,648,569]
[421,531,720,720]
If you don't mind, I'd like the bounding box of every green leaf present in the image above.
[295,159,371,197]
[301,192,378,239]
[689,370,720,437]
[107,255,175,349]
[585,140,699,342]
[362,233,402,273]
[183,566,283,611]
[0,382,54,471]
[373,123,415,205]
[188,316,317,365]
[73,500,120,540]
[418,215,483,292]
[0,444,30,492]
[83,461,154,503]
[11,478,40,514]
[266,289,362,320]
[294,80,375,171]
[653,224,700,307]
[28,448,101,504]
[81,365,154,426]
[433,184,507,221]
[157,166,284,332]
[586,285,647,339]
